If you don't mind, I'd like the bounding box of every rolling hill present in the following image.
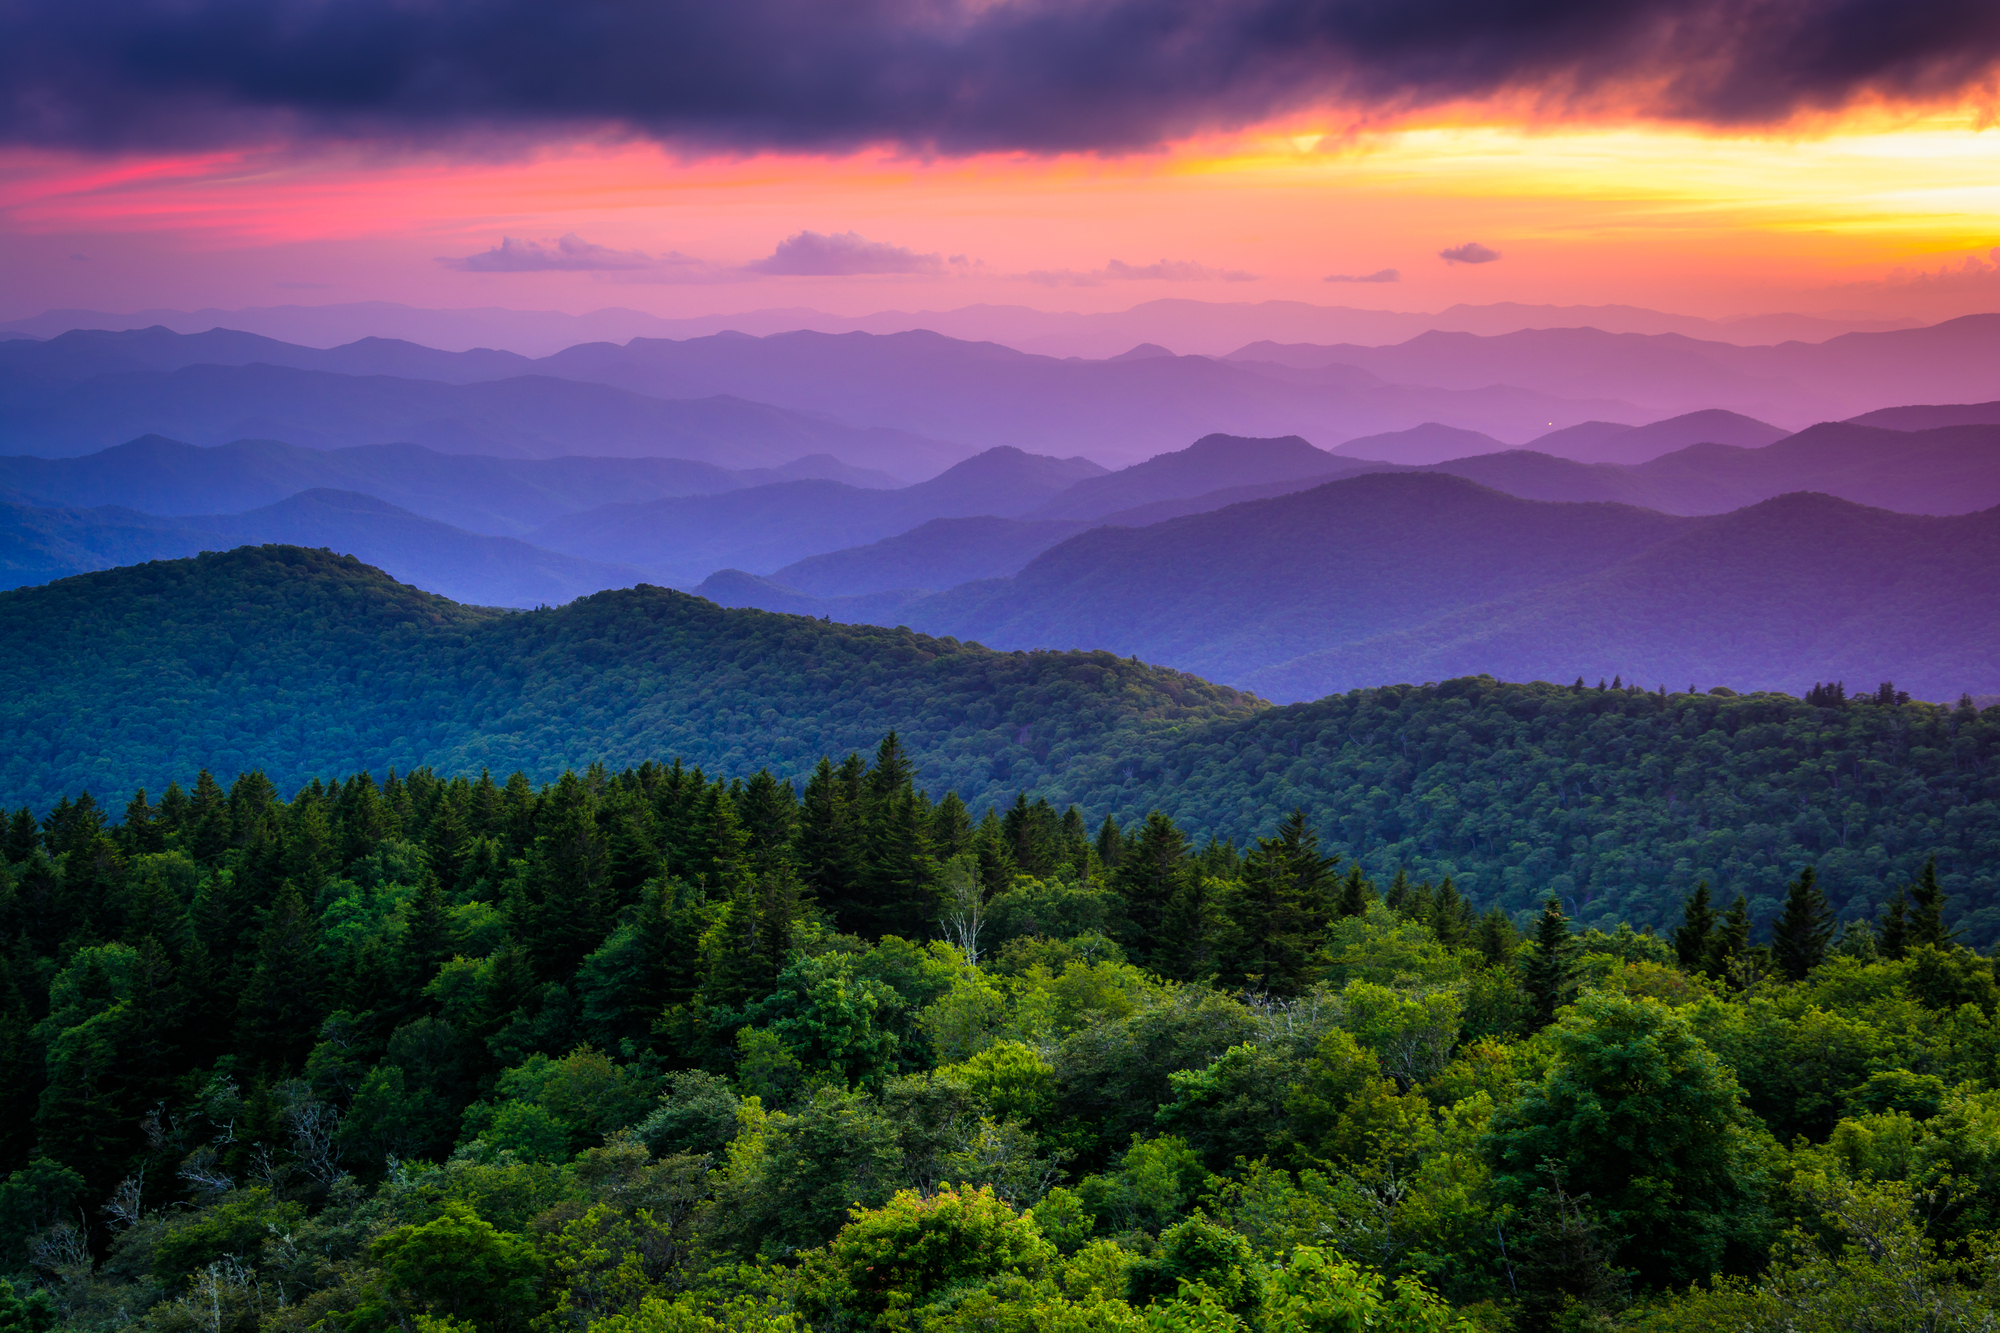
[1028,433,1358,520]
[768,515,1092,596]
[0,489,648,606]
[0,544,1256,813]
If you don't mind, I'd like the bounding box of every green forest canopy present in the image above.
[1,733,1994,1331]
[3,546,1996,941]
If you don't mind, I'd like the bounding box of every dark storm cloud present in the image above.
[1439,242,1502,264]
[5,0,2000,154]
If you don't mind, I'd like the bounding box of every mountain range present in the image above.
[723,471,2000,703]
[0,297,1920,359]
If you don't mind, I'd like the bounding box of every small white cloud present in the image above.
[1439,242,1501,265]
[441,233,656,273]
[746,230,944,275]
[1324,268,1399,283]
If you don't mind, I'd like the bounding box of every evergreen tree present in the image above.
[1218,809,1334,994]
[234,883,329,1070]
[120,789,164,856]
[1094,815,1123,871]
[513,772,613,978]
[1907,857,1955,949]
[928,792,973,862]
[737,770,800,874]
[1704,895,1751,980]
[1335,865,1373,918]
[1111,812,1189,954]
[1524,898,1576,1029]
[797,757,863,925]
[1473,907,1519,968]
[1384,868,1415,916]
[1878,887,1910,961]
[1428,877,1471,947]
[1672,882,1717,971]
[1157,874,1224,983]
[1769,867,1836,982]
[2,808,36,863]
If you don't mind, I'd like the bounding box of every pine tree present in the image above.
[1335,864,1373,918]
[1523,898,1576,1028]
[235,882,329,1070]
[736,770,798,874]
[1769,867,1836,982]
[1218,809,1334,993]
[1429,877,1471,947]
[1473,907,1518,968]
[1878,887,1910,961]
[1157,874,1223,983]
[514,772,613,978]
[2,807,36,863]
[1907,857,1955,949]
[1094,815,1123,871]
[1704,894,1751,979]
[928,792,974,862]
[1112,812,1190,954]
[1384,867,1415,916]
[121,789,165,856]
[973,808,1016,897]
[1672,882,1717,971]
[796,757,862,923]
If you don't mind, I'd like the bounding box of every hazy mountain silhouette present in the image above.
[1227,316,2000,426]
[1847,399,2000,431]
[0,436,896,536]
[907,472,1685,685]
[0,488,646,606]
[891,474,2000,702]
[1029,433,1352,520]
[1535,409,1786,463]
[769,515,1091,596]
[1328,422,1507,463]
[0,362,963,473]
[530,446,1105,582]
[1248,493,2000,703]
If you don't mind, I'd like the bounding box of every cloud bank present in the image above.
[7,0,2000,154]
[1325,268,1400,283]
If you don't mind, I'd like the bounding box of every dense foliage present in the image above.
[5,733,2000,1332]
[9,549,2000,944]
[1095,675,2000,944]
[0,546,1255,816]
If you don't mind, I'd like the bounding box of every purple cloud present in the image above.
[1325,268,1400,283]
[1439,243,1502,265]
[745,231,944,276]
[7,1,1999,154]
[442,233,654,272]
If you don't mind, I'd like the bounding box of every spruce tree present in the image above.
[1672,882,1717,971]
[1769,867,1836,982]
[1473,907,1519,969]
[1335,865,1373,918]
[1112,812,1190,954]
[1704,895,1751,979]
[234,882,329,1070]
[928,791,973,862]
[796,758,862,922]
[514,772,613,978]
[1094,815,1123,871]
[1429,877,1471,947]
[1907,857,1955,949]
[1219,809,1333,993]
[121,789,165,855]
[1524,898,1576,1028]
[1878,887,1910,961]
[3,807,37,863]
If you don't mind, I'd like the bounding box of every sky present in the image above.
[5,0,2000,326]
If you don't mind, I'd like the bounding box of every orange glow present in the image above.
[5,103,1999,323]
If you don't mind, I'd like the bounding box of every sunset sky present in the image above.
[5,0,1999,325]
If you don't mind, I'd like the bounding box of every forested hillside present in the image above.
[0,545,1255,814]
[5,725,1998,1331]
[5,547,1999,945]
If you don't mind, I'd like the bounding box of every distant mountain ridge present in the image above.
[0,488,647,607]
